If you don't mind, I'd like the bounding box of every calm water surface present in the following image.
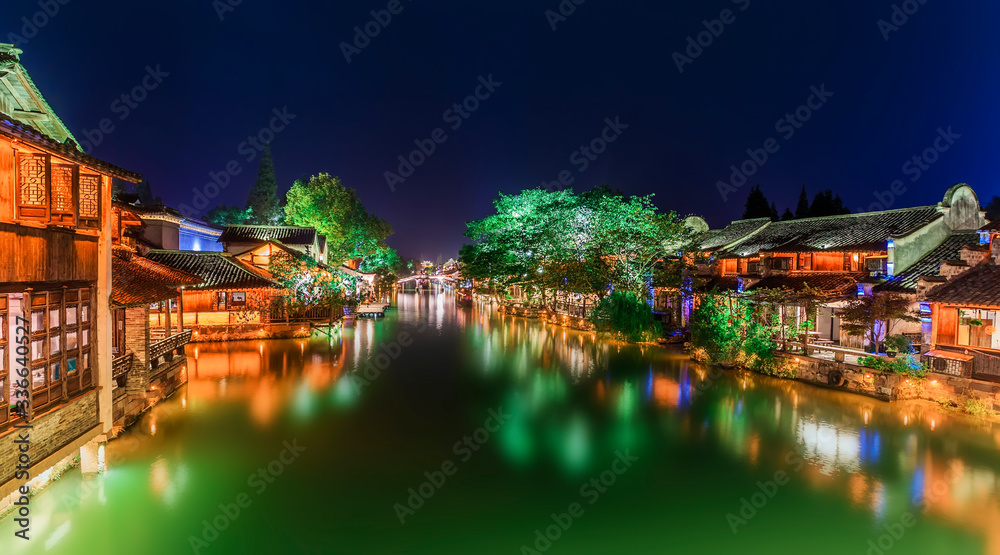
[2,292,1000,554]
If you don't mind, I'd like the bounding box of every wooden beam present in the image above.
[0,76,27,111]
[11,110,49,121]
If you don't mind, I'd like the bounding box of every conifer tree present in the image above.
[246,144,280,224]
[794,185,810,218]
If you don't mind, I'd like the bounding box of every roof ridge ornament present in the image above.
[0,44,22,63]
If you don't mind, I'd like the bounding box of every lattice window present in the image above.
[50,164,76,225]
[17,153,48,220]
[79,174,100,225]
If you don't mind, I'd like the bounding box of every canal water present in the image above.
[2,291,1000,554]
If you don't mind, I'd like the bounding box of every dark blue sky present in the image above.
[3,0,997,261]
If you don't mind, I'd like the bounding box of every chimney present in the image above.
[939,259,969,280]
[959,244,988,267]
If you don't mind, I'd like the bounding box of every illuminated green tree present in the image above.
[284,173,396,268]
[460,186,689,300]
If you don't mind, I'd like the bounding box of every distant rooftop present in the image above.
[699,218,771,251]
[717,206,942,257]
[925,263,1000,306]
[218,225,321,246]
[875,232,983,293]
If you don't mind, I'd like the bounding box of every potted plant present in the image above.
[970,319,984,327]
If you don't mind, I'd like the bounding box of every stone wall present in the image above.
[0,391,99,493]
[778,353,1000,411]
[779,354,921,401]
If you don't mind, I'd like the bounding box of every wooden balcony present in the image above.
[150,329,192,370]
[112,352,133,388]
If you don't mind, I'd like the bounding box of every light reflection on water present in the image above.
[1,291,999,554]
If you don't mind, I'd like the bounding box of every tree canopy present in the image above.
[284,173,397,272]
[459,186,691,299]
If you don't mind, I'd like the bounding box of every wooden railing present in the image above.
[551,301,591,319]
[112,352,133,388]
[150,329,192,368]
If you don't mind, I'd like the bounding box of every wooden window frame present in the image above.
[16,152,50,222]
[78,173,101,229]
[25,288,93,410]
[15,152,102,230]
[49,163,78,226]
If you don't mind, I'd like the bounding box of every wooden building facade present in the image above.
[0,44,141,506]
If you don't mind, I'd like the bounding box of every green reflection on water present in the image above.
[0,292,996,555]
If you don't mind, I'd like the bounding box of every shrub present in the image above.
[858,354,928,379]
[589,291,662,343]
[964,397,991,416]
[689,292,781,369]
[884,334,914,354]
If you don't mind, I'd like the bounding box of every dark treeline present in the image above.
[743,185,850,221]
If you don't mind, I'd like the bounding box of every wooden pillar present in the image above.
[177,292,184,332]
[60,286,67,401]
[164,300,172,338]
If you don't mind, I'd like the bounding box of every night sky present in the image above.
[3,0,997,261]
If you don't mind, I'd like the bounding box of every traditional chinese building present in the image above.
[144,250,283,333]
[110,247,202,427]
[218,224,328,264]
[127,202,223,252]
[921,221,1000,380]
[0,44,141,508]
[691,184,985,347]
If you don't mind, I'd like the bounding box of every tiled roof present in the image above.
[699,218,771,251]
[747,272,868,297]
[112,249,203,308]
[0,45,78,145]
[717,206,943,257]
[982,221,1000,232]
[218,225,318,245]
[925,263,1000,306]
[875,232,983,293]
[145,250,281,290]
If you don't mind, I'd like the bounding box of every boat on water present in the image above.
[455,289,474,306]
